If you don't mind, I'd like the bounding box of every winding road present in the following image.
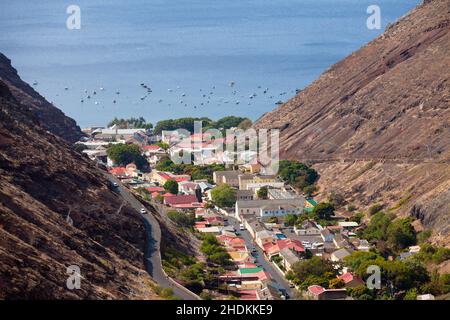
[106,174,200,300]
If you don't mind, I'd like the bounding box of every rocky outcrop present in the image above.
[0,78,157,299]
[0,53,83,143]
[254,0,450,243]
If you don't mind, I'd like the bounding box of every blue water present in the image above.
[0,0,419,128]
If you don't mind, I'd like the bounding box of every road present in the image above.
[226,215,295,298]
[106,174,200,300]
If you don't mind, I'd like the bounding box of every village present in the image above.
[75,123,444,301]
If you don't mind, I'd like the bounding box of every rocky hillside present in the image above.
[0,75,157,298]
[254,0,450,243]
[0,53,83,142]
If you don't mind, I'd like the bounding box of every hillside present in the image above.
[254,0,450,244]
[0,68,157,298]
[0,53,83,142]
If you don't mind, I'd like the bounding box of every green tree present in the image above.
[106,143,148,169]
[362,211,395,242]
[284,214,298,227]
[303,185,317,197]
[287,256,338,290]
[312,202,335,220]
[211,184,236,208]
[368,204,383,215]
[257,186,268,199]
[164,180,179,194]
[386,218,416,251]
[278,160,318,189]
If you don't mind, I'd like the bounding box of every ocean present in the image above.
[0,0,419,128]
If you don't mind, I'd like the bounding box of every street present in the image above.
[226,215,295,298]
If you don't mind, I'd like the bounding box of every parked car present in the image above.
[140,208,147,214]
[239,224,245,230]
[279,289,290,300]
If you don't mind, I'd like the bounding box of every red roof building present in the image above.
[338,272,365,288]
[263,239,305,256]
[164,194,202,209]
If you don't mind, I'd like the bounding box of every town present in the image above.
[75,118,449,300]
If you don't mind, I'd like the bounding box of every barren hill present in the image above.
[0,64,157,299]
[254,0,450,244]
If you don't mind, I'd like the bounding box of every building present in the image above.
[235,199,304,221]
[330,248,352,262]
[260,203,301,218]
[164,194,202,209]
[307,285,348,300]
[142,144,165,156]
[294,220,321,236]
[179,181,201,195]
[150,171,191,185]
[213,170,240,188]
[239,163,262,174]
[238,174,278,190]
[236,190,254,201]
[279,247,301,272]
[338,272,365,288]
[263,239,305,259]
[320,229,334,243]
[255,230,277,248]
[256,283,282,300]
[267,188,299,200]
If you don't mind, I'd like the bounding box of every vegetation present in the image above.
[368,203,383,215]
[211,184,237,208]
[303,185,317,197]
[411,244,450,265]
[361,212,417,252]
[327,191,346,208]
[312,202,335,220]
[342,250,445,299]
[163,180,179,194]
[108,116,153,129]
[200,234,233,266]
[153,116,251,135]
[284,214,298,227]
[156,156,225,183]
[257,186,268,199]
[286,256,338,290]
[278,160,318,192]
[167,210,195,228]
[106,143,148,169]
[156,141,170,150]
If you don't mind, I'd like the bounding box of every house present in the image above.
[142,144,165,156]
[164,194,202,208]
[179,181,201,195]
[338,221,359,230]
[260,204,301,219]
[349,238,370,251]
[109,167,128,178]
[239,163,262,174]
[307,285,348,300]
[196,226,222,234]
[204,216,224,226]
[333,234,350,249]
[145,186,165,194]
[236,190,254,201]
[267,188,299,200]
[338,272,365,288]
[238,174,278,190]
[213,170,240,188]
[320,229,334,243]
[235,199,304,221]
[304,198,317,213]
[331,248,352,262]
[264,239,305,258]
[243,217,266,239]
[295,220,321,236]
[255,230,277,248]
[150,171,191,185]
[197,181,214,193]
[279,247,301,271]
